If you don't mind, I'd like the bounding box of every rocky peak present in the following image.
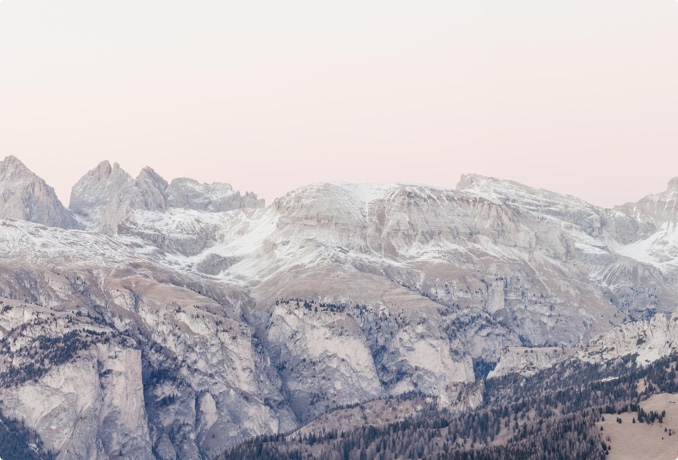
[649,177,678,201]
[92,160,113,178]
[455,173,487,192]
[71,161,265,233]
[69,163,167,233]
[69,161,134,209]
[69,161,136,233]
[88,160,126,181]
[0,155,31,177]
[617,177,678,227]
[131,167,169,212]
[0,155,79,229]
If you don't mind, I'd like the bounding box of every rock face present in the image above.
[264,302,384,423]
[68,162,168,233]
[579,313,678,365]
[69,161,137,233]
[69,162,264,233]
[0,299,153,459]
[3,159,678,458]
[132,167,169,212]
[0,156,79,229]
[487,310,678,378]
[488,347,571,378]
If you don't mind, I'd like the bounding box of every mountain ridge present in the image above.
[4,154,678,232]
[2,155,678,458]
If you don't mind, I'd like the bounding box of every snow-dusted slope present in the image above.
[459,174,678,310]
[458,173,606,236]
[123,180,674,345]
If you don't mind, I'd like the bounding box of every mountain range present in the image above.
[1,154,677,459]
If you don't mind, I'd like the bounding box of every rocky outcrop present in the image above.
[484,311,678,378]
[488,347,571,378]
[167,178,264,212]
[0,156,79,229]
[578,313,678,365]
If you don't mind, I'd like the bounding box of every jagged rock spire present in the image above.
[69,160,264,233]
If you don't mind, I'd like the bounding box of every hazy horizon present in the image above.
[1,1,677,207]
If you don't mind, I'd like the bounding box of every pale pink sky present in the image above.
[1,0,677,207]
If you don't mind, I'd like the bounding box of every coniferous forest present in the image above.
[0,410,53,460]
[219,353,678,460]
